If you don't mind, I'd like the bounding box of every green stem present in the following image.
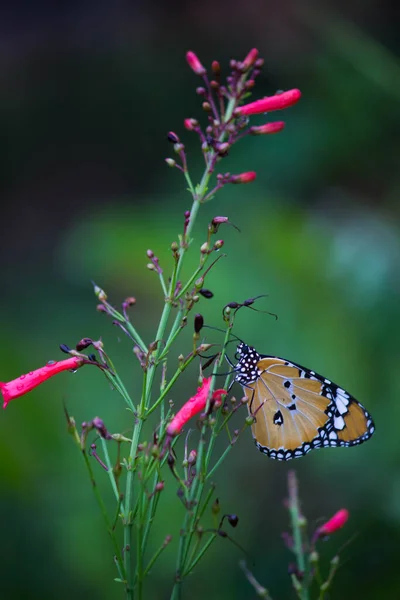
[81,449,126,586]
[288,470,309,600]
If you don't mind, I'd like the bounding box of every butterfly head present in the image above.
[233,342,261,385]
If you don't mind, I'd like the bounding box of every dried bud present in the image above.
[76,338,93,351]
[167,131,180,144]
[202,102,212,112]
[171,241,179,251]
[124,297,136,307]
[186,51,206,76]
[194,313,204,333]
[59,344,71,354]
[227,514,239,527]
[212,498,220,515]
[199,288,214,299]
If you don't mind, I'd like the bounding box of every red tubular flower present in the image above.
[318,509,349,536]
[166,377,226,437]
[236,89,301,116]
[230,171,257,184]
[250,121,286,135]
[0,356,85,409]
[186,51,206,76]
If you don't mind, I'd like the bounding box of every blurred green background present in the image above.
[1,1,399,598]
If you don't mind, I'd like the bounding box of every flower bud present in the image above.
[214,240,224,250]
[241,48,259,70]
[184,118,198,131]
[211,60,221,76]
[186,51,206,76]
[165,158,176,167]
[250,121,285,135]
[230,171,257,184]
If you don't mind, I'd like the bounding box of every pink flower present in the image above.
[250,121,286,135]
[166,377,226,436]
[0,356,85,409]
[236,89,301,116]
[186,51,206,76]
[318,509,349,536]
[230,171,257,184]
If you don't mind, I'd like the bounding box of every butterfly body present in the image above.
[233,343,375,460]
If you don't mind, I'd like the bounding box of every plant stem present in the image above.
[288,470,309,600]
[81,448,127,587]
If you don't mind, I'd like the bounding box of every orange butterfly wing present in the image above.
[238,354,375,460]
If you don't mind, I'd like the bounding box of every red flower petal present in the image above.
[166,377,226,436]
[236,89,301,116]
[0,356,84,409]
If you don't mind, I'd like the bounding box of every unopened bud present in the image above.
[171,241,179,251]
[241,48,259,70]
[186,51,206,76]
[200,242,209,254]
[147,263,155,270]
[165,158,176,167]
[111,433,132,443]
[147,249,154,258]
[196,86,206,96]
[230,171,257,184]
[174,142,184,153]
[155,481,165,492]
[216,142,230,154]
[202,102,212,112]
[94,285,107,301]
[184,118,198,131]
[188,450,197,465]
[250,121,285,135]
[214,240,224,250]
[59,344,71,354]
[211,60,221,76]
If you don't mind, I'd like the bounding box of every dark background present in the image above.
[1,1,399,598]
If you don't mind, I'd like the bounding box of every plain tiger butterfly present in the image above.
[230,342,375,460]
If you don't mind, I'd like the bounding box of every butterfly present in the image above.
[230,342,375,460]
